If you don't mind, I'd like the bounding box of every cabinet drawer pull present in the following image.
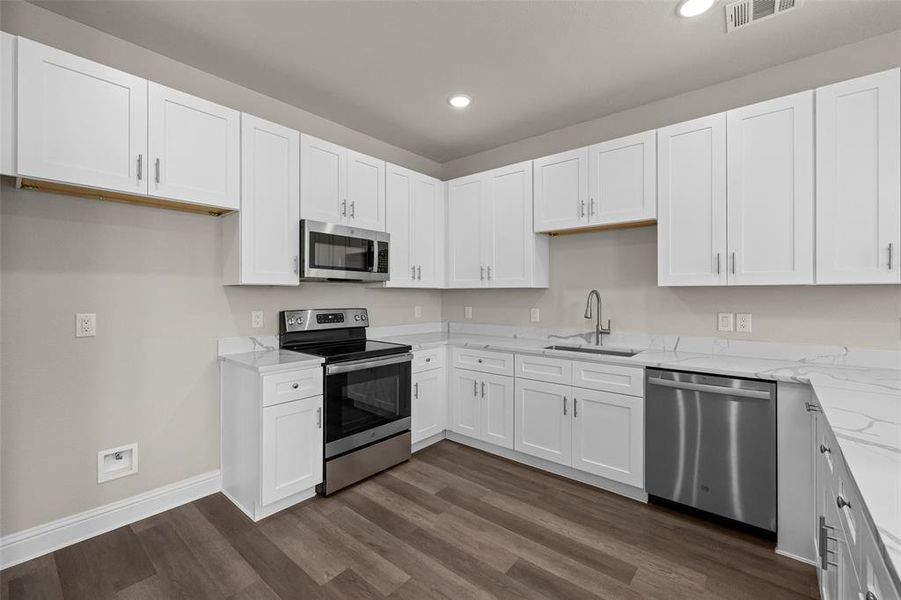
[589,198,595,217]
[292,383,299,389]
[836,495,851,510]
[819,444,830,455]
[480,265,485,280]
[866,592,878,600]
[563,396,567,416]
[411,265,416,279]
[473,381,478,396]
[481,381,485,398]
[317,407,322,429]
[414,382,419,399]
[889,243,894,271]
[136,154,143,181]
[715,252,721,275]
[731,251,736,275]
[155,158,161,184]
[805,402,820,413]
[574,398,578,418]
[350,201,356,218]
[425,357,431,363]
[580,199,585,218]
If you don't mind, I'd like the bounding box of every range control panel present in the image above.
[280,308,368,333]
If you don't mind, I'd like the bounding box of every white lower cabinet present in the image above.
[411,367,446,443]
[261,396,323,506]
[451,367,514,449]
[514,379,572,466]
[571,388,643,487]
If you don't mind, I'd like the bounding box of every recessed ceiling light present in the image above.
[448,94,472,109]
[677,0,715,17]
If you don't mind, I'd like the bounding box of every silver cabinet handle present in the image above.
[866,592,878,600]
[155,158,160,184]
[317,407,322,429]
[819,444,831,455]
[350,201,356,218]
[563,396,567,416]
[293,256,299,275]
[589,198,596,217]
[473,380,478,396]
[480,265,485,280]
[411,265,416,279]
[342,199,347,216]
[580,199,586,218]
[136,154,143,181]
[487,265,492,280]
[414,382,419,399]
[731,251,736,275]
[716,253,721,275]
[836,495,851,510]
[889,243,894,271]
[417,265,422,280]
[574,398,578,418]
[805,402,820,413]
[480,381,485,398]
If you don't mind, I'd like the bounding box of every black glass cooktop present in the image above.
[283,339,410,364]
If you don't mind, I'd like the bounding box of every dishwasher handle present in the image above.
[647,376,772,400]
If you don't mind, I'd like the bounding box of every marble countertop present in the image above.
[218,349,323,374]
[382,330,901,579]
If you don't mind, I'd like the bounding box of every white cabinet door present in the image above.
[480,373,514,449]
[450,369,481,438]
[412,174,445,287]
[727,91,814,285]
[17,37,148,194]
[588,130,656,225]
[514,379,572,466]
[447,173,486,288]
[386,163,414,286]
[533,147,589,232]
[657,114,727,286]
[571,388,643,487]
[816,68,901,285]
[412,368,446,443]
[485,161,534,287]
[301,134,346,224]
[148,83,239,210]
[261,396,323,506]
[347,149,385,230]
[233,114,299,285]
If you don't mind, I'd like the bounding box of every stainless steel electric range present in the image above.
[279,308,412,495]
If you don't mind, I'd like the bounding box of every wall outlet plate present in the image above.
[98,443,138,483]
[251,311,263,329]
[717,312,734,332]
[414,305,422,318]
[75,313,96,337]
[464,306,473,319]
[530,308,540,323]
[736,313,752,333]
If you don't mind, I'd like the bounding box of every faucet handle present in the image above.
[601,319,611,334]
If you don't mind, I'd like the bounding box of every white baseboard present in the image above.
[412,431,447,453]
[0,470,221,570]
[775,547,817,566]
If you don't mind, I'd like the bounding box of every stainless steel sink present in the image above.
[544,345,639,357]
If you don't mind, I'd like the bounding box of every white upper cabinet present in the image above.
[2,33,18,177]
[726,91,814,285]
[385,163,445,288]
[148,83,240,210]
[300,134,386,230]
[657,114,728,286]
[588,130,656,225]
[533,147,589,232]
[300,134,346,224]
[17,37,148,195]
[816,68,901,285]
[447,162,549,288]
[447,173,487,287]
[222,114,299,286]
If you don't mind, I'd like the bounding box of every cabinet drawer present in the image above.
[858,512,899,600]
[413,347,446,373]
[453,347,514,376]
[515,354,572,385]
[262,368,322,407]
[572,361,644,397]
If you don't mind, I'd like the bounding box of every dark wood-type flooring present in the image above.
[2,440,819,599]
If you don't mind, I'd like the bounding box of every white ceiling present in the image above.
[29,0,901,163]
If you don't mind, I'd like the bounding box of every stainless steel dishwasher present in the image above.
[645,369,777,532]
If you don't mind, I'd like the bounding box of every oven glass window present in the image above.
[309,232,373,272]
[325,360,411,444]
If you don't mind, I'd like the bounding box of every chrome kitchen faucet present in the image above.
[584,289,611,345]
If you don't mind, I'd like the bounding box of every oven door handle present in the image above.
[326,353,413,375]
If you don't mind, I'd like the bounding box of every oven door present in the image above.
[301,220,390,282]
[323,353,412,458]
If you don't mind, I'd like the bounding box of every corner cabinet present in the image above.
[816,68,901,285]
[222,114,300,285]
[221,361,323,521]
[532,130,656,233]
[447,161,549,288]
[385,163,445,288]
[300,134,386,231]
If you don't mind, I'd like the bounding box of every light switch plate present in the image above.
[251,311,263,329]
[75,313,96,337]
[717,312,734,332]
[464,306,473,319]
[530,308,540,323]
[736,313,752,333]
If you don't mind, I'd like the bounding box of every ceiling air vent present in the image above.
[726,0,799,32]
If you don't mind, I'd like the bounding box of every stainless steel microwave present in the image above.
[300,220,390,282]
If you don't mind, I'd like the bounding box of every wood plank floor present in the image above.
[2,440,819,600]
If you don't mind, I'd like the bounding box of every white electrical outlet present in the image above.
[736,313,752,333]
[717,312,734,332]
[97,443,138,483]
[75,313,96,337]
[464,306,473,319]
[530,308,540,323]
[251,311,264,329]
[414,305,422,318]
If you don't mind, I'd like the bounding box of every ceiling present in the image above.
[29,1,901,163]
